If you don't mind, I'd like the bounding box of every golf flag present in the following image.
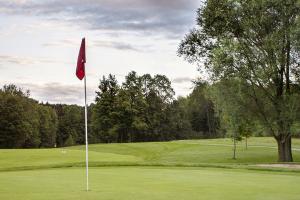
[76,37,89,191]
[76,38,86,80]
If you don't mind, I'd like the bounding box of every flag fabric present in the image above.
[76,38,86,80]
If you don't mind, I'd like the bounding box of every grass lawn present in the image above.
[0,167,300,200]
[0,137,300,199]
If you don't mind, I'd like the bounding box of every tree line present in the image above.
[0,85,57,148]
[91,72,221,143]
[0,71,221,148]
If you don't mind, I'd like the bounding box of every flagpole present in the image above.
[84,74,89,191]
[76,37,88,191]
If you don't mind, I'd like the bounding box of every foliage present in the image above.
[179,0,300,162]
[0,85,82,148]
[0,85,40,148]
[186,80,221,138]
[0,72,224,147]
[91,71,188,143]
[53,104,84,147]
[38,105,58,147]
[92,74,120,143]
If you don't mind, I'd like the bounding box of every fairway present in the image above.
[1,138,300,199]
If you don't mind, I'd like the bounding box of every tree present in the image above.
[92,74,120,143]
[141,73,175,140]
[238,119,254,150]
[179,0,300,162]
[55,105,84,147]
[209,79,252,159]
[119,71,148,142]
[164,97,194,140]
[0,84,40,148]
[91,71,178,143]
[38,105,58,147]
[186,81,220,138]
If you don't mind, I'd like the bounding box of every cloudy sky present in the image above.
[0,0,201,105]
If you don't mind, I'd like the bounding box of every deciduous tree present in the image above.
[179,0,300,162]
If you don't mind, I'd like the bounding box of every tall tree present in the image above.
[141,74,175,140]
[187,81,220,138]
[92,74,119,143]
[91,71,178,143]
[164,97,194,140]
[55,105,84,147]
[0,84,40,148]
[38,105,58,147]
[120,71,148,142]
[179,0,300,162]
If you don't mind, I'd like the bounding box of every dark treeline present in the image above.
[0,85,57,148]
[90,72,220,143]
[0,71,221,148]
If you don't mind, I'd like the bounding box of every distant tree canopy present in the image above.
[179,0,300,162]
[0,85,55,148]
[186,81,221,138]
[52,104,85,147]
[0,84,86,148]
[91,71,199,143]
[0,72,223,148]
[38,105,58,147]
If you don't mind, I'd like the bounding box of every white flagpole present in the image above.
[84,74,89,191]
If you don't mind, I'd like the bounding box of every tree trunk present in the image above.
[276,135,293,162]
[233,135,237,160]
[245,136,248,150]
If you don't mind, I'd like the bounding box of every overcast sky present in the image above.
[0,0,201,105]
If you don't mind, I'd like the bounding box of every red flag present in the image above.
[76,38,86,80]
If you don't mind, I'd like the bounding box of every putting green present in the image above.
[0,167,299,200]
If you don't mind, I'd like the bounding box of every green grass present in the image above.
[0,137,300,199]
[2,137,297,171]
[0,167,300,200]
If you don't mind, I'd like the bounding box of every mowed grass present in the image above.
[0,167,300,200]
[2,137,297,171]
[71,137,300,165]
[0,137,300,199]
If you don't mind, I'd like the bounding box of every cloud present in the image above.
[172,76,193,84]
[0,55,71,66]
[0,55,36,65]
[17,82,96,105]
[43,39,148,52]
[92,40,140,51]
[0,0,201,38]
[42,39,79,47]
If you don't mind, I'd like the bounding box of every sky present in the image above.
[0,0,201,105]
